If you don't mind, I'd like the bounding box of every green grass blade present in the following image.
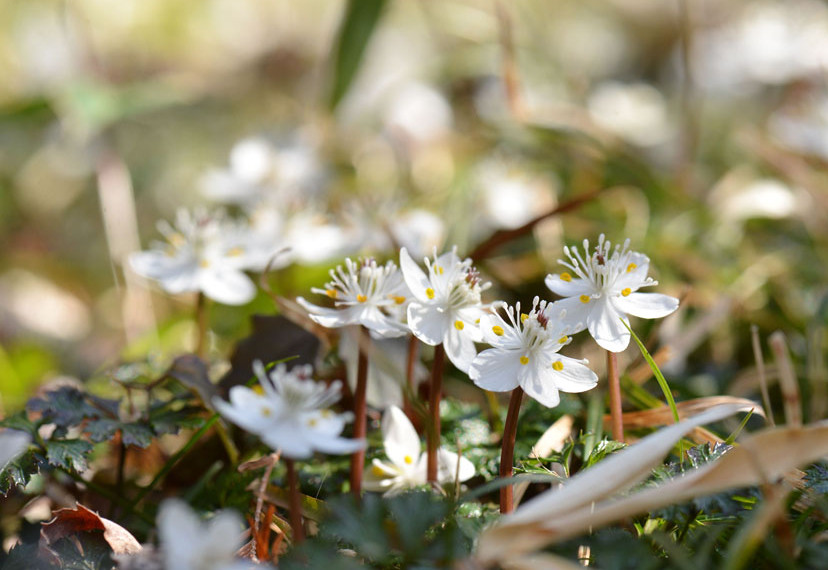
[621,320,680,425]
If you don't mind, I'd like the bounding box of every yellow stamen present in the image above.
[169,233,186,246]
[226,246,244,257]
[520,356,530,365]
[393,295,406,305]
[436,266,444,275]
[356,294,368,303]
[626,263,637,273]
[552,361,564,371]
[404,455,414,465]
[321,409,332,418]
[492,325,504,336]
[326,288,337,299]
[558,336,568,344]
[261,407,271,417]
[621,288,631,297]
[560,272,572,282]
[520,313,529,322]
[426,288,435,300]
[307,418,318,427]
[579,294,591,304]
[454,320,464,330]
[253,385,265,395]
[199,259,210,268]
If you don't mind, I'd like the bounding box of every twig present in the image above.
[426,344,446,483]
[607,351,624,442]
[499,387,524,513]
[350,326,370,497]
[285,459,305,544]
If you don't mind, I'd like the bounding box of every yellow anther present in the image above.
[226,246,245,257]
[199,259,210,268]
[404,455,414,465]
[626,263,637,273]
[261,406,271,417]
[371,464,386,476]
[454,320,464,330]
[520,313,529,322]
[492,325,504,336]
[253,385,265,395]
[321,409,332,418]
[558,336,569,344]
[169,233,186,246]
[579,294,591,304]
[560,272,572,282]
[621,288,632,297]
[426,288,435,300]
[326,288,338,299]
[307,418,318,427]
[393,295,406,305]
[552,361,564,371]
[356,294,368,303]
[436,266,444,275]
[520,356,530,365]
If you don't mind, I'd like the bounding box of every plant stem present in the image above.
[500,387,524,514]
[404,334,419,425]
[350,326,370,497]
[426,343,446,483]
[194,291,208,358]
[607,350,624,442]
[285,458,304,544]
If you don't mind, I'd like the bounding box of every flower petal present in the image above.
[544,273,592,297]
[407,302,448,346]
[546,296,591,334]
[382,406,422,470]
[436,448,476,484]
[444,322,477,373]
[399,247,432,302]
[296,297,359,328]
[547,355,599,394]
[199,269,256,305]
[587,298,630,352]
[469,348,521,392]
[478,313,521,348]
[522,373,561,408]
[613,292,679,319]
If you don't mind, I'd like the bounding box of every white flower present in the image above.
[158,499,263,570]
[399,247,493,373]
[297,257,411,338]
[129,209,257,305]
[0,429,30,471]
[469,298,598,408]
[213,362,365,460]
[363,406,475,496]
[545,235,679,352]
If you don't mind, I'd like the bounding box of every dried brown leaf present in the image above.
[41,503,142,555]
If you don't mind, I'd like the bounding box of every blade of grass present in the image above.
[622,320,679,425]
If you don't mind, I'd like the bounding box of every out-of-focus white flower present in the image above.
[383,82,453,145]
[297,258,411,338]
[0,430,31,471]
[363,406,475,496]
[130,210,257,302]
[587,82,672,146]
[469,299,598,408]
[129,209,258,305]
[399,247,493,373]
[213,362,365,459]
[201,138,274,208]
[389,209,446,259]
[475,160,555,230]
[157,499,263,570]
[545,235,678,352]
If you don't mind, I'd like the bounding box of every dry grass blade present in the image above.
[768,331,802,426]
[618,396,764,429]
[476,419,828,565]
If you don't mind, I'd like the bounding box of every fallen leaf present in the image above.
[41,503,142,555]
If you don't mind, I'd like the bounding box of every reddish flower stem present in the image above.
[285,458,304,544]
[607,350,624,442]
[500,386,524,514]
[350,326,370,497]
[426,343,445,483]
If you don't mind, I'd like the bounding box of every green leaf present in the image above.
[0,412,39,436]
[120,423,154,448]
[0,449,44,494]
[328,0,387,109]
[583,439,628,469]
[45,439,93,473]
[621,320,680,425]
[83,419,120,443]
[148,404,205,436]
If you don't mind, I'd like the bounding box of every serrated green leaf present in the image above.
[328,0,387,109]
[27,387,102,428]
[148,404,205,436]
[83,419,120,443]
[0,412,39,436]
[0,449,44,494]
[45,439,93,473]
[120,423,154,448]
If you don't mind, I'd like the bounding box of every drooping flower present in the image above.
[213,362,365,459]
[129,208,257,305]
[399,247,493,373]
[545,235,679,352]
[157,499,264,570]
[363,406,475,496]
[469,298,598,408]
[297,257,411,338]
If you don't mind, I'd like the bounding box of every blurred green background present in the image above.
[0,0,825,420]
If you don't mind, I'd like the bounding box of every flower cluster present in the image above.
[213,362,365,459]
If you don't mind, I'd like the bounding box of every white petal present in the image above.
[455,307,486,342]
[407,302,448,346]
[198,269,256,305]
[444,323,477,373]
[296,297,359,328]
[436,448,476,484]
[613,292,679,319]
[544,273,592,297]
[358,305,408,338]
[615,252,651,288]
[158,499,203,567]
[522,373,561,408]
[382,406,422,469]
[203,510,245,552]
[587,298,630,352]
[213,389,273,434]
[478,313,521,348]
[261,422,315,459]
[469,348,521,392]
[304,430,366,456]
[548,355,599,394]
[546,296,591,334]
[399,247,432,302]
